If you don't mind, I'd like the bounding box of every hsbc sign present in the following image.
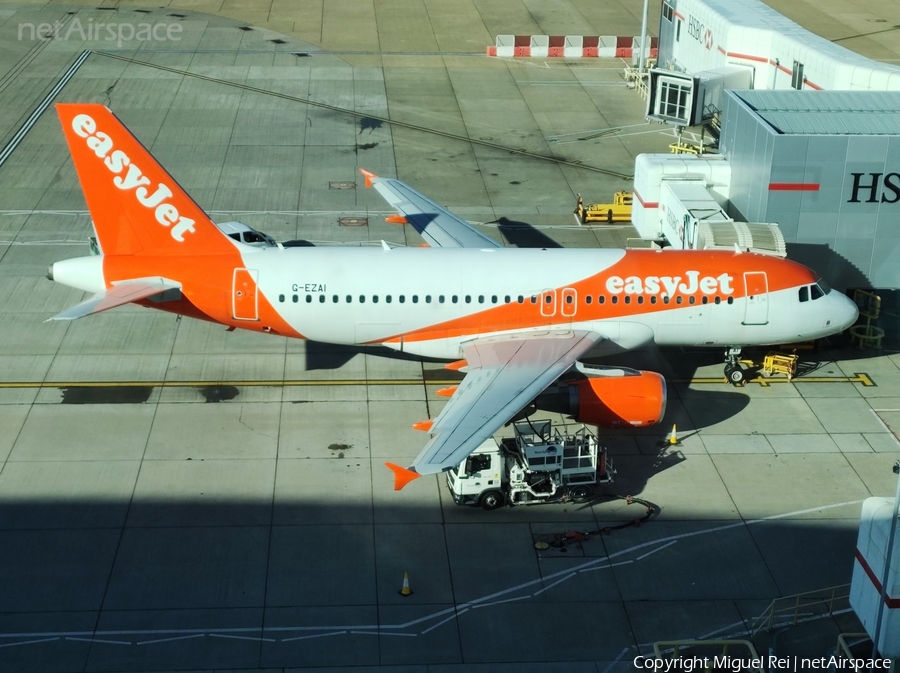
[847,173,900,204]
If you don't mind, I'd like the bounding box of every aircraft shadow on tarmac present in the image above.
[493,216,563,249]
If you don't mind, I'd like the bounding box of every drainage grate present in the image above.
[339,217,368,227]
[96,6,117,10]
[168,13,186,17]
[329,181,356,190]
[293,52,310,57]
[270,39,287,45]
[134,9,151,13]
[238,26,253,31]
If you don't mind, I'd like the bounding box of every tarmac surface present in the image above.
[0,1,897,672]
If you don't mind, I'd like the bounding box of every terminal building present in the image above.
[632,0,900,292]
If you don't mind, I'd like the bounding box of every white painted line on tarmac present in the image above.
[532,572,576,595]
[0,637,59,648]
[579,559,633,573]
[0,499,869,649]
[421,609,469,635]
[281,631,346,643]
[600,646,632,673]
[636,540,677,560]
[869,408,900,449]
[65,637,131,645]
[208,634,276,643]
[137,634,206,646]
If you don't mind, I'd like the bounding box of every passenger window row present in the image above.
[276,293,736,306]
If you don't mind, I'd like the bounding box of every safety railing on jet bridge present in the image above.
[751,583,851,635]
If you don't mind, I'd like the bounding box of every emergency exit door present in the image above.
[743,271,768,325]
[232,268,259,321]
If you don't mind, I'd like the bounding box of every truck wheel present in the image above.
[480,490,505,510]
[571,485,593,502]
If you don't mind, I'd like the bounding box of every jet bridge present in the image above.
[633,153,786,256]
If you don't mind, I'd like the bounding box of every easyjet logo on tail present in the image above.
[71,114,195,242]
[606,271,734,295]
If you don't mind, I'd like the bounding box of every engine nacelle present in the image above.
[570,371,666,428]
[535,369,666,429]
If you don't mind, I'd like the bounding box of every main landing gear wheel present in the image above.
[480,490,505,510]
[570,485,594,502]
[724,364,746,385]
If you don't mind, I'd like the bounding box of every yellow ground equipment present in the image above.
[849,289,883,349]
[761,352,799,380]
[575,192,632,224]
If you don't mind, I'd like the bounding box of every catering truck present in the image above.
[446,419,614,509]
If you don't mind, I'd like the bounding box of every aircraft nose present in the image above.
[837,292,859,331]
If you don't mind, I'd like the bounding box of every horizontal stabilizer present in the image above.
[47,278,180,321]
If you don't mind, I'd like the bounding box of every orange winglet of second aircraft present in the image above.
[359,168,377,188]
[385,215,407,224]
[412,420,434,431]
[436,386,458,397]
[444,359,468,371]
[385,462,421,491]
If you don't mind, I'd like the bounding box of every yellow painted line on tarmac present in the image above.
[676,373,875,387]
[0,373,875,388]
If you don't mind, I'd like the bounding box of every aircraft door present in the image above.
[232,268,259,321]
[743,271,768,325]
[540,289,556,317]
[561,287,577,317]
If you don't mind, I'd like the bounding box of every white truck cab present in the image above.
[446,419,614,509]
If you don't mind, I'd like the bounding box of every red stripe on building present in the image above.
[632,189,659,209]
[673,11,685,20]
[855,549,900,608]
[768,182,820,191]
[717,45,726,55]
[805,80,823,91]
[726,51,769,63]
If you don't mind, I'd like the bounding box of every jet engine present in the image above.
[534,366,666,429]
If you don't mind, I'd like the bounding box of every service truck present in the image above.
[446,419,614,509]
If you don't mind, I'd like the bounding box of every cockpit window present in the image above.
[798,286,809,303]
[228,233,241,241]
[243,231,265,244]
[810,284,824,300]
[815,278,831,295]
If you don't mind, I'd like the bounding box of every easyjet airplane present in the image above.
[47,104,858,490]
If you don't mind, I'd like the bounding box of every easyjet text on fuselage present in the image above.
[606,271,734,296]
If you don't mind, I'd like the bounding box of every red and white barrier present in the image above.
[487,35,658,59]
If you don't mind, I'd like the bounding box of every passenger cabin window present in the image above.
[586,296,592,305]
[292,295,298,303]
[319,294,325,303]
[306,295,312,303]
[278,294,285,302]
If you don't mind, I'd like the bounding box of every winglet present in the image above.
[385,462,421,491]
[359,168,378,188]
[412,420,434,432]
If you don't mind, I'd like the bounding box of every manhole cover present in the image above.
[339,217,368,227]
[329,181,356,190]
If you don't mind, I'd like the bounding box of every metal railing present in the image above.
[751,584,851,635]
[653,640,762,672]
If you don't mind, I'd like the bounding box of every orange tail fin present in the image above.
[56,103,232,256]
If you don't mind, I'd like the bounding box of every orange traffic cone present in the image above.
[399,571,413,597]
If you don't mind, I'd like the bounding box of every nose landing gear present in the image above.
[724,347,746,385]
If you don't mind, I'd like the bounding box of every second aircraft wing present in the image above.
[386,330,602,490]
[361,169,501,249]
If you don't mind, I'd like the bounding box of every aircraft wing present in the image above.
[47,278,181,321]
[386,330,602,490]
[361,169,501,249]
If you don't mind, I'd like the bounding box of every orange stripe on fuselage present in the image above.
[387,250,816,344]
[103,254,304,338]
